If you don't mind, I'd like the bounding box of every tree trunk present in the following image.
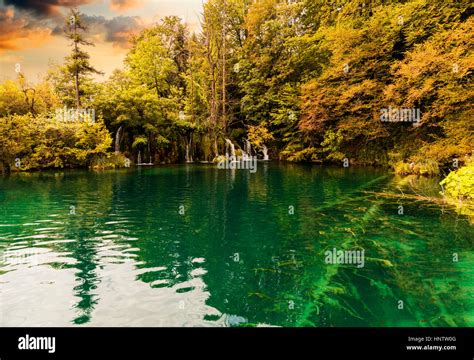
[2,161,11,175]
[75,69,80,108]
[214,137,219,158]
[222,0,227,133]
[74,22,81,109]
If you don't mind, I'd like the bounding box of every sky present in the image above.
[0,0,204,83]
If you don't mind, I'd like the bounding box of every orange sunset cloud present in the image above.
[110,0,143,12]
[0,7,53,53]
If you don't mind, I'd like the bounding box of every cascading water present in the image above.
[185,140,193,163]
[148,141,152,164]
[242,143,247,161]
[246,139,252,157]
[115,126,122,154]
[242,139,252,161]
[225,138,236,160]
[262,144,269,161]
[137,151,142,165]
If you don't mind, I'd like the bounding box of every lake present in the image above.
[0,163,472,326]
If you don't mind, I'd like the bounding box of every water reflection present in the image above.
[0,164,472,326]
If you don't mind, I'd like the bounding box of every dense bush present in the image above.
[440,159,474,202]
[0,114,112,173]
[90,153,130,171]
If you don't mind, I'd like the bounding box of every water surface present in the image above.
[0,163,472,326]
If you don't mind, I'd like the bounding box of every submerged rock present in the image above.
[224,314,247,327]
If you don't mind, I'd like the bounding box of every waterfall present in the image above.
[244,139,252,161]
[148,142,152,164]
[241,142,247,161]
[246,139,252,157]
[225,138,236,160]
[185,140,193,163]
[262,144,269,161]
[137,151,142,165]
[115,126,122,154]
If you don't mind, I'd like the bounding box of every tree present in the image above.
[64,8,103,108]
[0,113,112,173]
[0,80,29,116]
[0,114,36,174]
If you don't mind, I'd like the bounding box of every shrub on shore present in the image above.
[90,153,130,170]
[440,159,474,203]
[0,113,112,173]
[394,160,440,176]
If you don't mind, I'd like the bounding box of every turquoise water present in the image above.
[0,163,472,326]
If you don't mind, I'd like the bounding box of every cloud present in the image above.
[0,7,53,53]
[66,15,145,49]
[109,0,143,13]
[4,0,144,16]
[0,4,145,54]
[4,0,92,16]
[103,16,145,47]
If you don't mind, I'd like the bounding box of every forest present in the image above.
[0,0,472,202]
[1,0,474,333]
